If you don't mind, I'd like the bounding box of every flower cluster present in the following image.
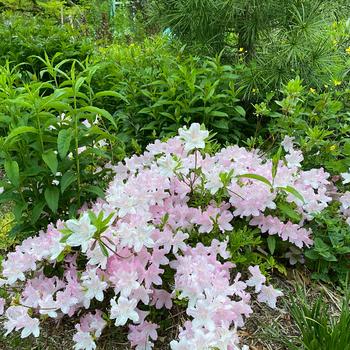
[0,124,335,349]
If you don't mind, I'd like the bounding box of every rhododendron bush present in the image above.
[0,124,338,349]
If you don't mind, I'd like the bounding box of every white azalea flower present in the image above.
[66,213,97,252]
[73,331,96,350]
[178,123,209,153]
[110,297,139,326]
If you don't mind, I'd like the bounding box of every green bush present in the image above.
[0,13,94,72]
[0,60,126,239]
[304,203,350,284]
[255,77,350,174]
[92,38,251,148]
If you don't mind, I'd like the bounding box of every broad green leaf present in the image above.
[237,173,272,188]
[13,201,28,221]
[234,105,246,117]
[42,150,58,174]
[6,126,38,143]
[61,171,76,194]
[57,129,72,159]
[208,111,229,117]
[212,119,229,129]
[94,90,128,102]
[44,187,59,213]
[79,106,118,129]
[84,185,105,199]
[4,160,20,187]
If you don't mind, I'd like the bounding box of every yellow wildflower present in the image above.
[333,80,342,86]
[329,145,337,152]
[309,88,316,94]
[238,47,244,53]
[346,47,350,55]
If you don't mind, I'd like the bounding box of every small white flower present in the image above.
[341,168,350,184]
[52,179,60,186]
[93,115,100,125]
[78,146,87,155]
[246,265,266,293]
[55,172,62,177]
[0,187,4,195]
[99,139,108,147]
[82,119,92,128]
[281,135,295,152]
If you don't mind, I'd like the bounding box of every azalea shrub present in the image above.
[0,124,348,349]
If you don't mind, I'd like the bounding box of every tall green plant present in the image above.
[0,59,125,239]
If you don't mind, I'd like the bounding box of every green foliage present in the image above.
[304,203,350,284]
[256,77,350,173]
[93,39,250,148]
[0,13,94,71]
[149,0,350,91]
[271,286,350,350]
[0,59,126,239]
[0,210,16,251]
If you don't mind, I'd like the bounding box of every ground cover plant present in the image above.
[0,124,349,349]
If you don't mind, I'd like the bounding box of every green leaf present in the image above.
[237,173,272,188]
[99,240,109,257]
[42,150,58,174]
[209,111,229,117]
[84,185,105,199]
[57,129,72,159]
[272,146,282,179]
[342,139,350,156]
[279,186,305,204]
[31,200,46,224]
[4,160,20,187]
[13,201,27,221]
[56,251,66,263]
[277,202,301,222]
[79,106,118,129]
[5,126,38,143]
[94,90,128,102]
[267,236,276,255]
[234,106,246,117]
[60,171,76,194]
[44,187,59,213]
[212,120,229,129]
